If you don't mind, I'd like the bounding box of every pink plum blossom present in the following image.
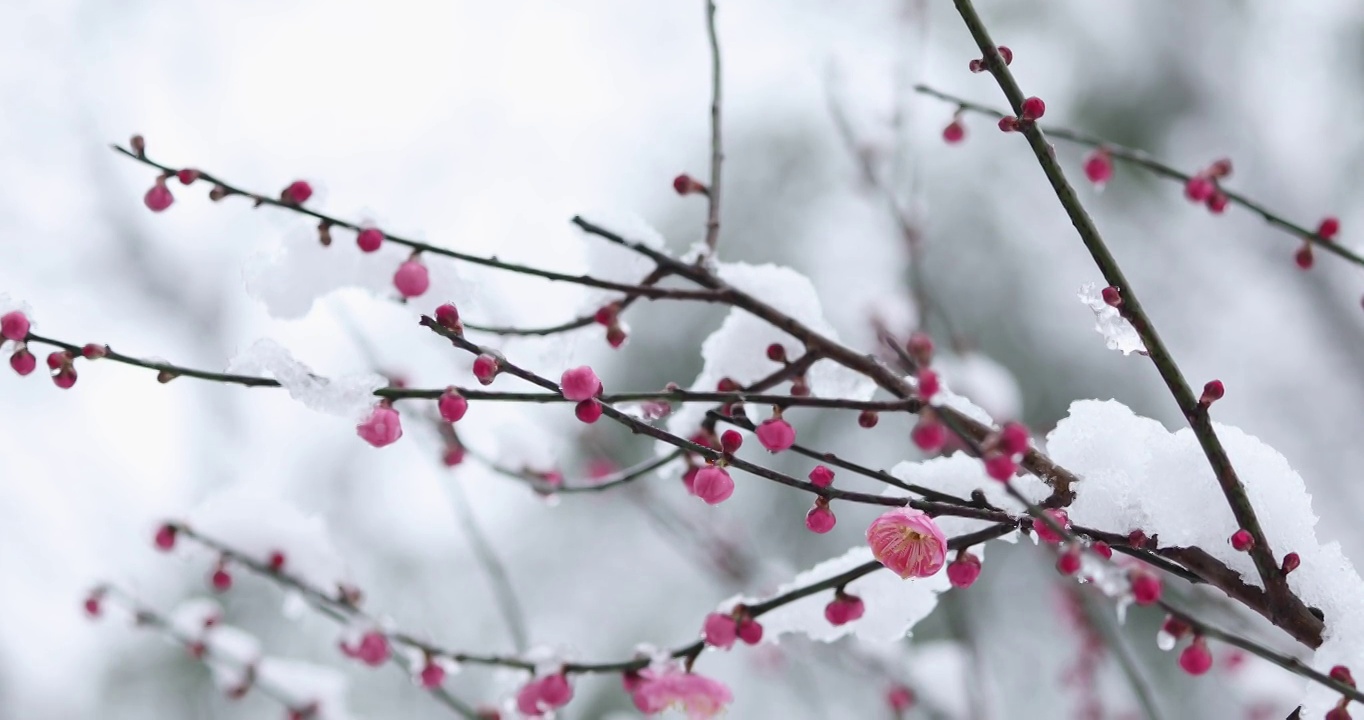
[866,508,948,579]
[630,667,733,719]
[357,404,403,447]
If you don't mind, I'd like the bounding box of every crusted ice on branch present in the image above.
[226,338,386,421]
[1077,282,1145,355]
[933,351,1024,421]
[1045,399,1364,715]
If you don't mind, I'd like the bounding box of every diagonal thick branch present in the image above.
[946,0,1302,624]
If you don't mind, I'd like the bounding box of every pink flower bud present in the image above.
[824,593,865,626]
[985,454,1016,482]
[473,354,499,385]
[1020,97,1045,121]
[1281,552,1301,575]
[720,430,743,454]
[756,416,796,452]
[1184,176,1215,203]
[1206,192,1229,214]
[1295,244,1314,270]
[154,524,178,551]
[357,228,384,253]
[808,465,834,487]
[736,617,763,645]
[210,567,233,592]
[916,368,939,399]
[575,399,603,423]
[1032,509,1069,544]
[282,181,313,205]
[693,466,735,505]
[268,551,286,572]
[419,660,445,689]
[1199,380,1224,407]
[1056,546,1082,575]
[703,613,737,649]
[765,343,787,362]
[357,404,403,447]
[9,348,36,376]
[393,259,430,298]
[1084,149,1113,185]
[1179,636,1212,675]
[434,303,461,332]
[1,311,30,341]
[438,388,468,422]
[906,333,934,365]
[1130,569,1163,605]
[997,46,1013,65]
[911,417,947,452]
[997,422,1030,456]
[887,685,915,711]
[144,181,174,212]
[672,174,706,196]
[1230,529,1254,552]
[947,552,981,588]
[998,116,1020,133]
[867,507,948,578]
[858,410,879,428]
[176,168,200,185]
[942,120,966,144]
[1318,217,1341,240]
[560,366,602,402]
[1101,286,1122,307]
[805,503,837,534]
[1092,541,1113,559]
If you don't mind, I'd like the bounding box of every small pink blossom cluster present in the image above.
[908,334,949,453]
[1295,216,1340,270]
[561,365,604,423]
[805,465,837,534]
[1183,157,1233,215]
[998,96,1045,133]
[982,421,1031,482]
[515,672,573,717]
[594,303,629,348]
[340,630,392,667]
[702,610,764,649]
[623,666,733,718]
[683,429,737,505]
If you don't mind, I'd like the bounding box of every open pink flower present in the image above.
[629,667,733,719]
[357,404,403,447]
[560,365,602,401]
[866,508,947,579]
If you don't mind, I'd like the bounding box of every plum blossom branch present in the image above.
[97,586,482,719]
[420,315,1013,519]
[22,330,909,412]
[113,145,720,302]
[569,215,1083,504]
[913,84,1364,270]
[167,520,1014,678]
[98,588,316,713]
[946,0,1301,622]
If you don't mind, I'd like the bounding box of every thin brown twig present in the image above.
[913,85,1364,269]
[702,0,723,254]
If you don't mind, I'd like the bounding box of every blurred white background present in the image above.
[3,0,1364,718]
